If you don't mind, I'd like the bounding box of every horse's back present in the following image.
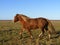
[28,19,38,28]
[36,18,48,28]
[28,18,48,28]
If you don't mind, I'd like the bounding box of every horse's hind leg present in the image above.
[48,30,51,39]
[45,26,51,39]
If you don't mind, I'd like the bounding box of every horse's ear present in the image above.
[16,14,19,16]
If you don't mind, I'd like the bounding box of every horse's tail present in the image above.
[47,20,56,34]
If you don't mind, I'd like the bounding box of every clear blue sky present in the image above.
[0,0,60,20]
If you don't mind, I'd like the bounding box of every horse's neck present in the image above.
[19,18,28,25]
[18,15,30,26]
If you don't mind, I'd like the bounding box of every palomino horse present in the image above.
[14,14,56,39]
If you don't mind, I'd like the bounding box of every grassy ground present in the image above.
[0,20,60,45]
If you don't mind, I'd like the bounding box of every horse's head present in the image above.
[14,14,30,23]
[14,14,19,23]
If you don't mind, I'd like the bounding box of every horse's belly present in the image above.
[30,24,38,29]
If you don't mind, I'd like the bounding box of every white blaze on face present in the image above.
[21,16,27,22]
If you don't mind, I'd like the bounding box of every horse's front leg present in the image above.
[19,28,23,35]
[19,28,25,39]
[28,30,33,39]
[39,28,45,38]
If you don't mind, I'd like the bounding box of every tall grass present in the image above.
[0,20,60,45]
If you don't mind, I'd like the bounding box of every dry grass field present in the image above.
[0,20,60,45]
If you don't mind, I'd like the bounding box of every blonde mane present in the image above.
[19,14,30,22]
